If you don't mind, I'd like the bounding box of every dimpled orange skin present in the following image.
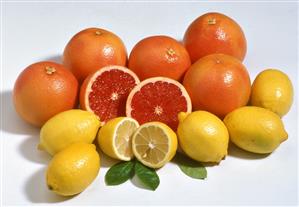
[183,54,251,119]
[63,28,127,83]
[13,61,79,127]
[183,12,247,63]
[128,36,191,81]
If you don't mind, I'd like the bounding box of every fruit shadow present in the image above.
[0,90,39,135]
[228,142,270,160]
[24,167,73,203]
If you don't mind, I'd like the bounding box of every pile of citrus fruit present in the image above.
[13,12,293,195]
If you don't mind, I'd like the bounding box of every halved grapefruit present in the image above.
[80,65,140,123]
[126,77,192,130]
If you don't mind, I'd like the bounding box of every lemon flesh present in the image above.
[39,109,101,155]
[250,69,293,117]
[224,106,288,154]
[46,142,100,196]
[98,117,139,161]
[177,111,229,163]
[132,122,177,168]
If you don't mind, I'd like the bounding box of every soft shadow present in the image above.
[172,152,219,168]
[44,54,62,64]
[130,174,153,191]
[0,90,39,135]
[98,149,118,168]
[25,167,72,203]
[228,142,270,159]
[19,136,51,164]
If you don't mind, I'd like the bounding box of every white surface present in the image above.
[1,1,298,206]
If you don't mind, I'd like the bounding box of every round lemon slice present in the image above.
[132,122,178,168]
[98,117,139,161]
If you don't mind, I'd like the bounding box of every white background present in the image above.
[1,1,298,206]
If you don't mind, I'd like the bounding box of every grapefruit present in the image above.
[80,65,140,123]
[126,77,192,130]
[128,35,191,81]
[184,12,247,63]
[13,61,78,127]
[63,28,127,83]
[183,53,251,119]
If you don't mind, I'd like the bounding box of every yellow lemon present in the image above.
[224,106,288,154]
[46,142,100,196]
[39,109,101,155]
[177,111,229,163]
[132,122,177,168]
[97,117,139,161]
[250,69,293,117]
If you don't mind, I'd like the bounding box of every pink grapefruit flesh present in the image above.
[126,77,192,130]
[80,65,140,123]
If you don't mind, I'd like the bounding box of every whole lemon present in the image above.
[39,109,101,155]
[250,69,293,117]
[46,142,100,196]
[177,111,229,163]
[224,106,288,154]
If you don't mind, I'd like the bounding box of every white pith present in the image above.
[126,77,192,117]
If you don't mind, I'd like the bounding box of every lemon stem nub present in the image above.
[37,143,44,151]
[178,112,188,123]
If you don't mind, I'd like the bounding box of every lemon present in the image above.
[97,117,139,161]
[46,142,100,196]
[132,122,177,168]
[224,106,288,154]
[250,69,293,117]
[39,109,101,155]
[177,111,229,163]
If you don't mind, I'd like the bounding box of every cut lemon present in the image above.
[132,122,178,168]
[97,117,139,161]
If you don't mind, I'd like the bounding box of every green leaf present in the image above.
[175,153,207,179]
[105,160,135,185]
[134,161,160,190]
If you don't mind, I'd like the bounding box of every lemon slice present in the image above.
[98,117,139,161]
[132,122,178,168]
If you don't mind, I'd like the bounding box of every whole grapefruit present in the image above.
[183,12,247,63]
[183,54,251,118]
[128,35,191,81]
[63,28,127,83]
[13,61,78,127]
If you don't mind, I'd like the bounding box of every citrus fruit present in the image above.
[63,28,127,82]
[39,109,101,155]
[183,53,251,118]
[97,117,139,161]
[184,12,247,63]
[250,69,293,117]
[224,106,288,154]
[177,111,229,163]
[132,122,177,168]
[80,65,140,123]
[128,35,191,81]
[126,77,192,131]
[13,61,78,127]
[46,142,100,196]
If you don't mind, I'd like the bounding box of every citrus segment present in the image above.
[98,117,139,161]
[132,122,178,168]
[80,65,140,123]
[126,77,192,130]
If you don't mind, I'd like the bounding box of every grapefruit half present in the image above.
[126,77,192,130]
[80,65,140,123]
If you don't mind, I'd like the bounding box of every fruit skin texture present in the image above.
[97,117,139,161]
[63,28,127,83]
[224,106,288,154]
[184,12,247,63]
[46,142,100,196]
[250,69,293,117]
[183,53,251,119]
[13,61,78,127]
[177,111,229,163]
[39,109,101,155]
[128,35,191,81]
